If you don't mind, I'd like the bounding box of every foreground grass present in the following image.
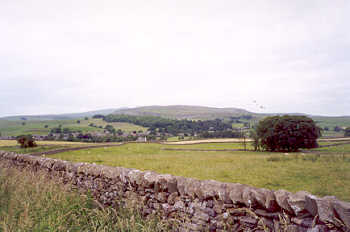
[0,167,171,232]
[51,143,350,201]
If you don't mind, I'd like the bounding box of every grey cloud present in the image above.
[0,0,349,116]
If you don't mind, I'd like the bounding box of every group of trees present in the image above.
[50,126,80,134]
[16,135,37,148]
[252,115,321,152]
[103,114,234,136]
[345,127,350,137]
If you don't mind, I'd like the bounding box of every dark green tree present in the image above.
[104,125,116,134]
[255,115,321,152]
[16,135,37,148]
[345,127,350,137]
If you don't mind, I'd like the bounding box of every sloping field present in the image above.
[50,143,350,201]
[0,118,146,136]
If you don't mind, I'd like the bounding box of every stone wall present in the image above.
[0,150,349,232]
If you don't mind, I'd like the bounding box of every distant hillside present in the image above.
[1,109,119,121]
[113,105,256,120]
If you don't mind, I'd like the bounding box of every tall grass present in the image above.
[0,166,171,232]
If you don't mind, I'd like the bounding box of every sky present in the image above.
[1,0,350,117]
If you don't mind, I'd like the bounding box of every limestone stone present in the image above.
[332,200,350,229]
[287,191,310,216]
[242,186,265,208]
[275,189,294,214]
[197,180,221,200]
[255,209,279,219]
[306,225,329,232]
[287,225,301,232]
[156,192,168,203]
[291,217,313,228]
[193,210,210,222]
[143,171,158,188]
[167,192,179,205]
[174,200,185,211]
[239,216,258,227]
[155,174,178,193]
[227,183,247,205]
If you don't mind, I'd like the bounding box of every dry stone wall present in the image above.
[0,150,349,232]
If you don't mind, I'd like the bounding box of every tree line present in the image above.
[103,114,235,136]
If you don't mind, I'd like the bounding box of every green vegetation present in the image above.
[104,114,235,137]
[0,118,146,137]
[51,143,350,201]
[0,167,171,231]
[345,127,350,137]
[255,115,321,152]
[164,142,252,150]
[16,134,37,148]
[312,116,350,129]
[0,145,74,154]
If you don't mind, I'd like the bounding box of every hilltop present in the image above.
[113,105,255,120]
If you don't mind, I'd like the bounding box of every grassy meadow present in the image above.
[0,140,93,154]
[0,118,147,136]
[0,167,171,232]
[50,143,350,201]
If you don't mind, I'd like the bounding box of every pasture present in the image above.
[0,140,88,154]
[0,118,147,136]
[50,142,350,201]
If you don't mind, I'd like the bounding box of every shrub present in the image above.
[255,115,321,152]
[16,135,37,148]
[345,127,350,137]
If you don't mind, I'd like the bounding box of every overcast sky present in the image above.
[1,0,349,117]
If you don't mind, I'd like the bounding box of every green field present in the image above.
[50,143,350,201]
[0,118,147,136]
[164,142,253,150]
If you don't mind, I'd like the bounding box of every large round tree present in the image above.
[255,115,321,152]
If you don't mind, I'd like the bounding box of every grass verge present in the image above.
[0,166,171,232]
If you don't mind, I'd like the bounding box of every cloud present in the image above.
[0,0,349,116]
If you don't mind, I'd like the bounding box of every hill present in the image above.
[113,105,255,120]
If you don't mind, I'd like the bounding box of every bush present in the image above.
[255,115,321,152]
[345,127,350,137]
[16,135,37,148]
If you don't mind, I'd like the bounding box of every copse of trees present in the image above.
[92,114,105,119]
[50,127,79,134]
[16,135,37,148]
[254,115,321,152]
[103,114,233,136]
